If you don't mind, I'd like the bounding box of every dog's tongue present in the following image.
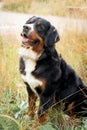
[22,37,29,43]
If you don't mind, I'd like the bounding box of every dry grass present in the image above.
[2,0,87,18]
[1,1,87,129]
[0,29,87,90]
[0,29,87,99]
[3,0,32,13]
[0,33,21,93]
[56,29,87,83]
[0,28,87,129]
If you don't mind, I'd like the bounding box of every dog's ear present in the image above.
[44,26,60,47]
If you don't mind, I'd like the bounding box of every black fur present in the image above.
[19,57,26,75]
[32,48,87,117]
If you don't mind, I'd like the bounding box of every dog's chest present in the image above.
[21,58,42,94]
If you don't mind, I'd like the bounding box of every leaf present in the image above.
[39,122,56,130]
[0,114,22,130]
[18,101,28,110]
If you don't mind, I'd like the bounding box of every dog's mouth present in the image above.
[21,33,39,47]
[22,37,29,43]
[22,37,34,45]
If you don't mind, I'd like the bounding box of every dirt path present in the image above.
[0,11,87,39]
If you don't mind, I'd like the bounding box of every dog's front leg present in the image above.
[38,94,54,123]
[25,83,37,118]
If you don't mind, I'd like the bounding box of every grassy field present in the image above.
[1,0,87,129]
[0,29,87,129]
[2,0,87,18]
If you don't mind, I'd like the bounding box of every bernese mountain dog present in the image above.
[19,16,87,122]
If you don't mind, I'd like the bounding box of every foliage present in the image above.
[56,30,87,83]
[0,114,22,130]
[0,29,87,130]
[3,0,32,13]
[2,0,87,18]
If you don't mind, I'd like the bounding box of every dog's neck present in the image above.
[19,47,41,61]
[38,46,60,62]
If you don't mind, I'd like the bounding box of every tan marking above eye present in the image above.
[37,21,41,26]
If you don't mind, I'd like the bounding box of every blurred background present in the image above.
[1,0,87,17]
[0,0,87,130]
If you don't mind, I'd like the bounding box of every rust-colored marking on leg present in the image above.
[28,93,37,118]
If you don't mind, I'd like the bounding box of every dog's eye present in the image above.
[34,40,40,45]
[36,22,45,32]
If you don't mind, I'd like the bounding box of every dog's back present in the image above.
[55,58,87,116]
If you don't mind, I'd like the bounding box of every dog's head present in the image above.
[21,16,60,57]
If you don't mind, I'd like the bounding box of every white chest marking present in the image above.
[19,47,40,60]
[19,47,43,95]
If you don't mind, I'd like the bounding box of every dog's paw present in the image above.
[38,113,49,124]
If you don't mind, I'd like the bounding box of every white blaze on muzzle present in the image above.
[24,23,34,32]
